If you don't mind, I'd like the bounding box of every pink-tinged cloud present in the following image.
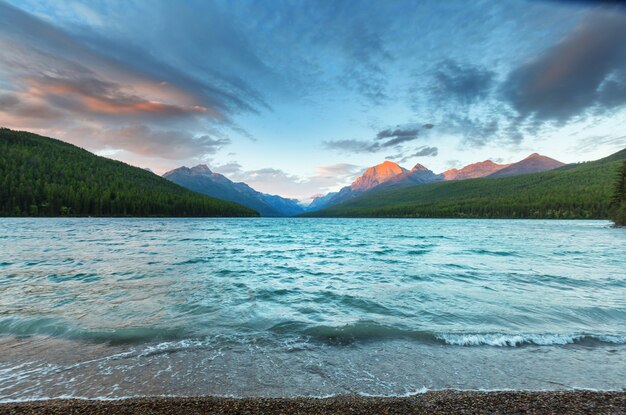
[0,1,260,165]
[25,77,214,118]
[0,93,63,120]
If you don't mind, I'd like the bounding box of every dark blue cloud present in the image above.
[389,146,439,163]
[501,8,626,125]
[325,123,432,153]
[431,60,495,105]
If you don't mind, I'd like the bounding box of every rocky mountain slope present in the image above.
[488,153,564,178]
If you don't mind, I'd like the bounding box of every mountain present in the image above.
[163,165,303,217]
[0,128,258,217]
[303,147,626,219]
[351,161,408,191]
[488,153,564,178]
[443,160,509,180]
[306,192,339,211]
[377,163,443,189]
[261,194,305,217]
[308,161,443,210]
[307,154,564,211]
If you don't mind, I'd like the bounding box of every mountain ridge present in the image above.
[302,147,626,219]
[164,164,304,217]
[305,160,443,210]
[488,153,564,178]
[307,153,563,211]
[443,160,510,181]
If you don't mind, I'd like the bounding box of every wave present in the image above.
[436,333,626,347]
[270,321,626,347]
[2,317,625,348]
[174,258,209,265]
[406,249,430,256]
[466,248,519,257]
[300,322,433,345]
[0,317,187,345]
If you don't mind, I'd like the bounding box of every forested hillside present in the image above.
[0,129,258,217]
[304,148,626,219]
[611,160,626,226]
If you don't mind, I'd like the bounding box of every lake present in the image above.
[0,218,624,401]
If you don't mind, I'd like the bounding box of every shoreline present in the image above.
[2,391,624,414]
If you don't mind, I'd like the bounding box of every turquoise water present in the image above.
[0,218,625,400]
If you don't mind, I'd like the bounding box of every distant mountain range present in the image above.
[163,165,304,217]
[164,153,566,216]
[304,148,626,219]
[305,161,443,210]
[307,153,565,212]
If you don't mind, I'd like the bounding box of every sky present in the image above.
[1,0,626,201]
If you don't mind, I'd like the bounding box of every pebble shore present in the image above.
[2,391,625,415]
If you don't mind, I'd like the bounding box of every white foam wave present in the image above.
[436,333,626,347]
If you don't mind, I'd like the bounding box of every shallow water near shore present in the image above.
[1,218,625,401]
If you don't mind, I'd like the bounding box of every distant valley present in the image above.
[163,165,304,217]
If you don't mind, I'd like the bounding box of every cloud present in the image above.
[325,123,430,153]
[376,127,419,140]
[573,134,626,153]
[501,9,626,126]
[61,125,231,160]
[319,2,394,104]
[210,161,243,175]
[0,1,269,159]
[445,115,502,146]
[315,163,363,177]
[209,161,364,200]
[0,1,268,116]
[323,139,376,153]
[322,136,414,153]
[408,60,503,146]
[0,92,62,119]
[431,60,495,105]
[26,74,211,119]
[388,146,439,163]
[409,146,439,158]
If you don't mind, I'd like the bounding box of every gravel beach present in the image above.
[2,391,624,415]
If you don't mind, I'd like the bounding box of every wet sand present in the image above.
[2,391,625,414]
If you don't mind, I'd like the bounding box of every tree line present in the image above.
[611,160,626,226]
[0,129,258,217]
